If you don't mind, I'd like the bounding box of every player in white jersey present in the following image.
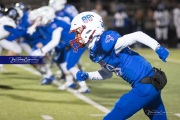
[153,3,170,46]
[173,4,180,48]
[0,5,22,72]
[113,4,128,36]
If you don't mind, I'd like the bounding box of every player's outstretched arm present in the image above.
[114,31,169,62]
[76,67,113,82]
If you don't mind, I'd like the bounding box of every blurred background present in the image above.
[0,1,180,120]
[1,0,180,48]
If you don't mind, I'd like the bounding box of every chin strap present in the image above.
[88,30,96,43]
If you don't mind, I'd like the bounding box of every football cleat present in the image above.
[41,75,54,85]
[58,82,76,90]
[76,87,90,94]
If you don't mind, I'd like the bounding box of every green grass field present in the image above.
[0,48,180,120]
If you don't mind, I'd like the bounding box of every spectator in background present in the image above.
[113,4,129,36]
[133,9,145,32]
[79,6,86,13]
[173,4,180,48]
[150,0,159,11]
[143,8,156,39]
[92,1,107,29]
[153,3,170,46]
[132,8,145,48]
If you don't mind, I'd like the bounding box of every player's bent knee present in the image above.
[103,103,127,120]
[103,106,120,120]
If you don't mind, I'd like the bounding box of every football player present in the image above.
[70,11,169,120]
[49,0,89,93]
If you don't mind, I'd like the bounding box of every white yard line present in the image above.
[174,113,180,118]
[67,88,110,113]
[14,64,41,75]
[13,64,110,114]
[41,115,54,120]
[13,58,180,118]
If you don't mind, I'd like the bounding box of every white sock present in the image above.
[60,62,74,83]
[69,66,88,88]
[36,64,53,78]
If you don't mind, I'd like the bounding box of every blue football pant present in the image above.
[103,83,167,120]
[55,47,86,70]
[66,47,86,70]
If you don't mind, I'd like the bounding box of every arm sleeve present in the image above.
[88,67,113,80]
[41,27,62,54]
[114,31,160,54]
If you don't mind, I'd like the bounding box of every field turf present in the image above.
[0,48,180,120]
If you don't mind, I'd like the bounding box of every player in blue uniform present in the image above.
[49,0,89,93]
[4,6,62,85]
[49,0,78,24]
[24,6,66,85]
[53,20,89,93]
[70,12,169,120]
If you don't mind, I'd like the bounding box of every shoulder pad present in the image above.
[89,30,121,63]
[100,30,121,53]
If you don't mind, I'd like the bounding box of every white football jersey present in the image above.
[0,16,16,40]
[153,10,170,27]
[114,12,128,27]
[173,8,180,26]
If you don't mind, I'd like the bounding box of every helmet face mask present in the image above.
[70,11,104,51]
[70,25,88,51]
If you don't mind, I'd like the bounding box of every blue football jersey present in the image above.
[18,11,30,30]
[55,4,78,23]
[24,17,75,49]
[89,30,154,87]
[6,11,30,41]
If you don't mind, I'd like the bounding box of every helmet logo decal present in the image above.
[82,14,94,23]
[105,35,114,43]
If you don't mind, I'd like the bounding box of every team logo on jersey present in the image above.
[82,14,94,23]
[106,64,123,76]
[105,35,114,43]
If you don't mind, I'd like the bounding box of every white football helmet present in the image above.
[29,6,55,26]
[70,11,104,51]
[49,0,67,11]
